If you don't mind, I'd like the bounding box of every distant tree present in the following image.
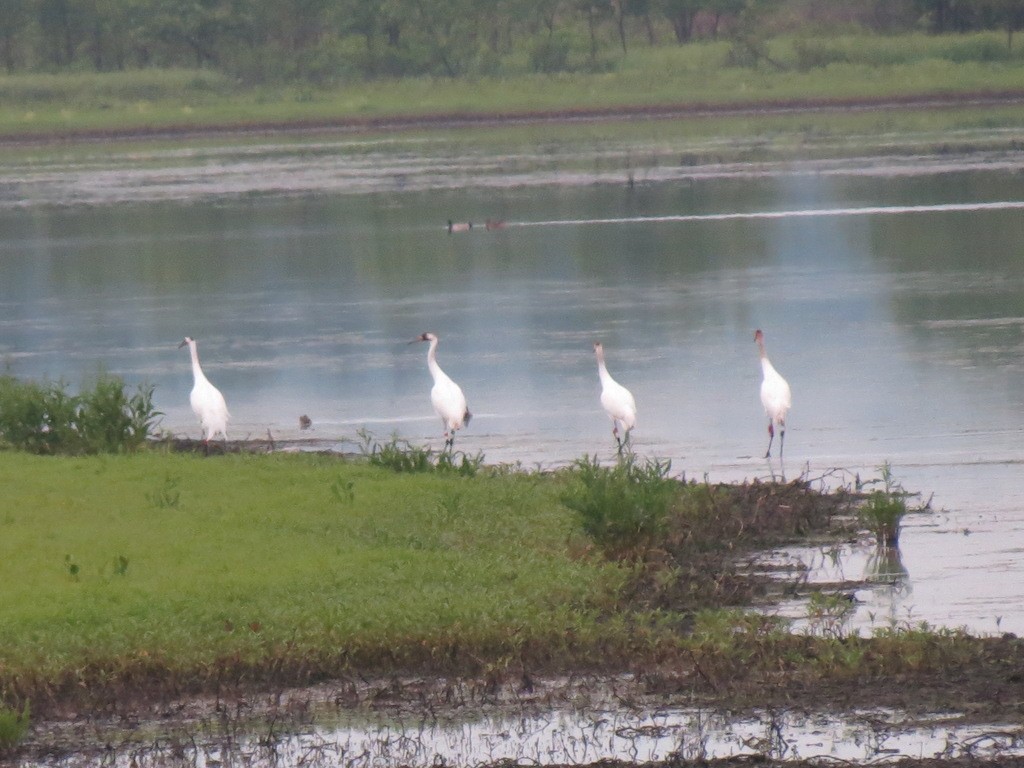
[623,0,655,44]
[705,0,745,36]
[987,0,1024,48]
[915,0,979,33]
[0,0,30,71]
[37,0,81,66]
[659,0,701,43]
[149,0,237,67]
[81,0,152,70]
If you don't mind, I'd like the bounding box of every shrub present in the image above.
[0,375,160,455]
[561,454,678,557]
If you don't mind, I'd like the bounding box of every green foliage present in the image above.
[0,69,236,106]
[330,476,355,503]
[529,32,573,73]
[0,375,160,455]
[2,33,1024,141]
[0,451,629,714]
[358,430,484,476]
[805,591,855,639]
[561,454,678,557]
[0,701,29,753]
[858,462,922,547]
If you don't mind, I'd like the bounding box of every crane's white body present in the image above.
[413,332,471,447]
[594,341,636,448]
[755,329,791,458]
[179,336,229,442]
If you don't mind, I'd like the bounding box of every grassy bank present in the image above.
[2,32,1024,140]
[0,451,633,705]
[3,445,1024,751]
[0,446,858,718]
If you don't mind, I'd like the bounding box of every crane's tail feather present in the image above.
[463,409,472,427]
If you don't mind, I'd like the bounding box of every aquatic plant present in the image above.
[858,462,923,548]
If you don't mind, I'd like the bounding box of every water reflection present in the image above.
[1,139,1024,634]
[27,705,1024,767]
[865,545,908,585]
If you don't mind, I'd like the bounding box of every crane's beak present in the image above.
[178,339,188,349]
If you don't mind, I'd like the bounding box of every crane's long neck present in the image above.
[756,339,773,372]
[189,343,209,385]
[759,346,782,382]
[595,347,614,387]
[425,336,446,383]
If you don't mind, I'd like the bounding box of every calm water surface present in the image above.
[2,135,1024,636]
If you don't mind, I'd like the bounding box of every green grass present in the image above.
[1,448,1017,729]
[0,701,29,753]
[0,450,637,709]
[1,32,1023,140]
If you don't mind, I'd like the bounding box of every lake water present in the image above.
[2,133,1024,637]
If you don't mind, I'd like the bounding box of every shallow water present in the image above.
[2,132,1024,639]
[27,703,1024,767]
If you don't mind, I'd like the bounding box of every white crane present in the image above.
[754,329,791,459]
[410,332,471,449]
[593,341,636,452]
[178,336,229,444]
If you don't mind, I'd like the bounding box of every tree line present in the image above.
[1,0,1023,82]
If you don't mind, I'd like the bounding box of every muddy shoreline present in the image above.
[4,90,1024,146]
[18,666,1024,766]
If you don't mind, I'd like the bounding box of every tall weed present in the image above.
[858,462,925,547]
[561,454,678,557]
